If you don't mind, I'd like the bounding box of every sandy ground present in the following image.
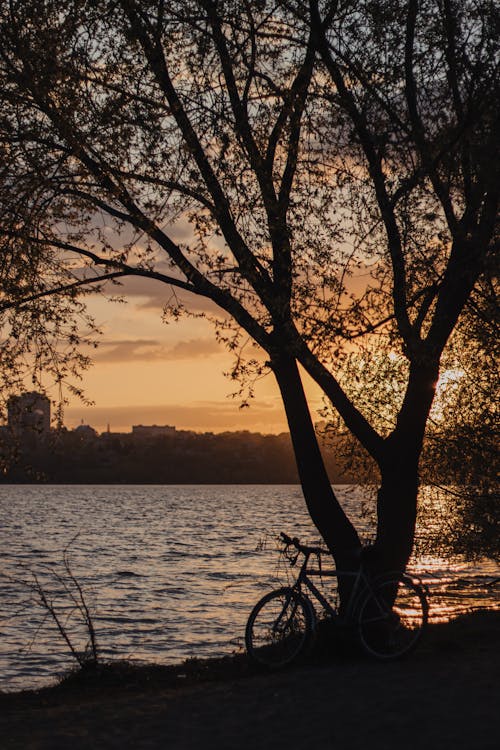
[1,611,499,750]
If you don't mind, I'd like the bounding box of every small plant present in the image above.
[14,537,99,669]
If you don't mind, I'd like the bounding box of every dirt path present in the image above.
[2,612,499,750]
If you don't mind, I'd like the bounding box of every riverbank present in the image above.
[1,610,499,749]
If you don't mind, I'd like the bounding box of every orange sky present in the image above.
[64,279,324,435]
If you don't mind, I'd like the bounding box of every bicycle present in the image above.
[245,532,429,668]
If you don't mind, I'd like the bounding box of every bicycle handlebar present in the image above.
[280,532,327,556]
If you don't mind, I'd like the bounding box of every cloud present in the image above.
[167,338,222,359]
[91,273,222,316]
[92,337,223,363]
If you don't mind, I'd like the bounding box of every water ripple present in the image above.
[0,484,498,692]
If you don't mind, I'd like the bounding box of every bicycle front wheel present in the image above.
[357,575,428,660]
[245,587,315,669]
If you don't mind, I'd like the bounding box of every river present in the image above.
[0,484,497,691]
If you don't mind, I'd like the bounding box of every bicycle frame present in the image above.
[290,550,370,624]
[246,534,429,667]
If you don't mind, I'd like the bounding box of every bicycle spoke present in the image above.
[358,576,428,660]
[245,588,314,668]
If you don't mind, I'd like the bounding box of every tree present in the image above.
[304,0,498,571]
[422,261,499,559]
[0,1,497,583]
[0,242,98,414]
[0,131,98,411]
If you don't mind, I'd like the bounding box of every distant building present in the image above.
[73,423,97,440]
[7,392,51,436]
[132,424,176,438]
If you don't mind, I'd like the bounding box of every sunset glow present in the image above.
[62,283,324,434]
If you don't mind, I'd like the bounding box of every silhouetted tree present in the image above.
[423,262,499,559]
[0,1,497,581]
[0,190,98,411]
[303,0,498,571]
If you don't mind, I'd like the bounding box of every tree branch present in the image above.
[283,321,385,462]
[119,0,274,302]
[0,271,127,312]
[404,0,458,233]
[310,0,414,351]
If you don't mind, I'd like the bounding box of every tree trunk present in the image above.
[271,353,361,571]
[371,359,440,575]
[372,455,420,574]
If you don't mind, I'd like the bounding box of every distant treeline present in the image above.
[0,429,372,484]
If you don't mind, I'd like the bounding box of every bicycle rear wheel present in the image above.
[245,587,315,668]
[357,574,428,659]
